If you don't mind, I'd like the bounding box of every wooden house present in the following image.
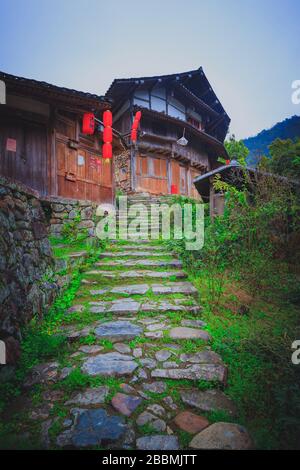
[193,160,300,218]
[0,71,121,203]
[106,67,230,198]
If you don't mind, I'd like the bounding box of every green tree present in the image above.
[220,134,249,166]
[268,138,300,179]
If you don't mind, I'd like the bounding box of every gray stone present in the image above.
[181,319,207,328]
[146,322,168,332]
[100,251,163,258]
[24,361,59,388]
[110,299,140,314]
[114,342,131,354]
[145,331,163,339]
[151,364,227,383]
[65,386,109,406]
[180,351,223,364]
[111,392,142,416]
[95,321,143,342]
[147,404,166,417]
[111,284,149,295]
[152,282,198,295]
[71,409,127,447]
[78,345,104,355]
[120,383,136,394]
[180,389,237,416]
[163,361,179,368]
[137,368,148,380]
[133,348,143,358]
[138,318,160,325]
[62,419,73,428]
[136,435,179,450]
[56,429,73,448]
[163,396,178,410]
[189,422,253,450]
[141,301,186,312]
[40,419,52,448]
[82,352,138,377]
[66,305,85,315]
[60,367,73,380]
[140,358,157,369]
[29,405,52,421]
[89,289,109,295]
[89,302,108,314]
[136,411,166,432]
[155,350,172,362]
[169,327,211,341]
[143,381,167,394]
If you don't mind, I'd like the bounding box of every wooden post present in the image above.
[167,156,171,194]
[131,145,136,192]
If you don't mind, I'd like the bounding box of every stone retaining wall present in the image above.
[46,197,99,238]
[0,176,56,344]
[0,176,99,358]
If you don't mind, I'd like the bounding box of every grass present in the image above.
[190,267,300,450]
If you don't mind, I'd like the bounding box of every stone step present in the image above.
[84,270,187,279]
[99,251,168,258]
[109,245,164,251]
[88,281,198,297]
[95,259,182,268]
[85,298,201,315]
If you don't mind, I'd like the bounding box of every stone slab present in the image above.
[94,321,143,342]
[189,422,253,450]
[82,352,138,377]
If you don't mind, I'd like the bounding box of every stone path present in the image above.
[21,239,252,450]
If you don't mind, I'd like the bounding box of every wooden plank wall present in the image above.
[135,153,201,199]
[55,111,113,203]
[0,114,48,194]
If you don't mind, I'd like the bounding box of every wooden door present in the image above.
[136,155,168,194]
[0,115,47,194]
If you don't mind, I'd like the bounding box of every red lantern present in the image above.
[103,110,112,127]
[135,110,142,122]
[103,142,112,159]
[131,129,137,142]
[82,113,95,135]
[171,184,178,194]
[103,126,112,143]
[132,119,139,131]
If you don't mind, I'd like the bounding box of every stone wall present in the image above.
[114,149,131,193]
[0,176,56,344]
[46,197,99,239]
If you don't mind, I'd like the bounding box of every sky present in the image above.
[0,0,299,139]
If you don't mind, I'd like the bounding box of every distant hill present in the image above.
[243,115,300,166]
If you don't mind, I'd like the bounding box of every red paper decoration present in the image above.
[103,109,112,127]
[131,129,137,142]
[103,126,112,143]
[171,184,178,194]
[82,113,95,135]
[102,110,113,160]
[103,142,112,159]
[130,111,142,143]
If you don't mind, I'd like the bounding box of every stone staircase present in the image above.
[20,233,252,450]
[116,193,176,233]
